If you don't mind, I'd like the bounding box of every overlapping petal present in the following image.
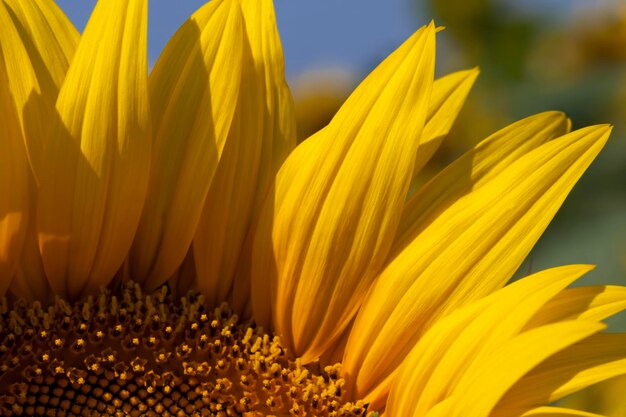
[438,322,603,417]
[395,111,569,252]
[130,0,243,291]
[0,57,28,296]
[0,0,78,298]
[385,265,626,417]
[343,111,569,385]
[525,285,626,328]
[494,333,626,415]
[413,67,479,177]
[252,23,436,361]
[344,120,610,404]
[0,3,623,417]
[0,0,78,113]
[192,0,296,308]
[8,214,48,300]
[35,0,150,299]
[518,408,604,417]
[0,0,78,189]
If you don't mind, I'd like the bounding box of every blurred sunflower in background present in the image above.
[1,0,626,416]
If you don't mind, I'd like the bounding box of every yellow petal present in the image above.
[0,0,77,120]
[525,285,626,329]
[1,0,77,95]
[249,133,321,328]
[231,68,298,320]
[519,407,605,417]
[130,0,243,291]
[495,333,626,415]
[193,0,296,308]
[0,55,28,296]
[344,124,609,401]
[9,206,49,301]
[168,248,197,298]
[395,111,569,254]
[0,0,78,298]
[385,265,599,417]
[0,0,78,172]
[441,321,604,417]
[37,0,150,299]
[412,67,479,177]
[251,23,436,361]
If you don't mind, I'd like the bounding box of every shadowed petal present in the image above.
[251,24,436,361]
[193,0,296,309]
[130,0,243,291]
[37,0,150,299]
[385,265,604,417]
[412,67,479,178]
[345,124,610,405]
[0,56,28,296]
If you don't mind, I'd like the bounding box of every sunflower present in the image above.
[1,0,626,416]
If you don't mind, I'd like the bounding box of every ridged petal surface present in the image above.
[437,321,603,417]
[37,0,150,299]
[251,24,436,361]
[519,408,605,417]
[193,0,296,308]
[0,0,78,297]
[344,122,610,404]
[385,265,614,417]
[412,68,479,177]
[0,55,27,295]
[494,333,626,415]
[395,111,569,253]
[130,0,243,291]
[525,285,626,329]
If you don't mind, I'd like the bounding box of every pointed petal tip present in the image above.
[428,19,444,32]
[586,123,612,134]
[522,111,569,132]
[539,110,567,119]
[452,67,480,80]
[415,20,436,35]
[580,123,612,146]
[403,21,437,50]
[423,22,437,46]
[461,67,480,83]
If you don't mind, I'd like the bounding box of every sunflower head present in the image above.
[0,282,367,416]
[0,0,625,416]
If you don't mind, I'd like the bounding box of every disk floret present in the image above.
[0,282,367,416]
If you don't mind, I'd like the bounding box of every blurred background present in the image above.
[56,0,626,413]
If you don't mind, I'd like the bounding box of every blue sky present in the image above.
[55,0,420,78]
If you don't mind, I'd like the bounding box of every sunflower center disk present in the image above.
[0,282,367,416]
